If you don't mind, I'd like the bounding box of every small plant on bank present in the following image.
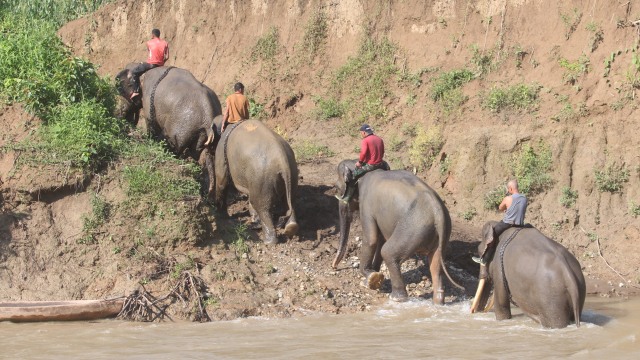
[559,186,578,208]
[629,201,640,217]
[510,141,553,195]
[481,83,540,113]
[585,21,604,52]
[293,140,334,163]
[232,223,250,255]
[461,207,477,221]
[249,97,267,119]
[80,192,110,244]
[408,125,444,172]
[560,7,582,40]
[594,163,630,193]
[469,44,494,77]
[558,54,590,86]
[430,68,474,102]
[484,185,506,210]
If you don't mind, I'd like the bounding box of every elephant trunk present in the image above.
[331,200,352,269]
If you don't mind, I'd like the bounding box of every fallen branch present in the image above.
[580,226,640,289]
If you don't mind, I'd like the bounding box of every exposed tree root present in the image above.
[118,256,212,322]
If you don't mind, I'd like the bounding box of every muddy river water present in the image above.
[0,296,638,359]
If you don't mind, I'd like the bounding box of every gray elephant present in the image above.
[214,119,298,244]
[332,160,463,304]
[470,221,586,328]
[115,64,221,195]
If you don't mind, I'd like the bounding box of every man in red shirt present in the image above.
[130,28,169,99]
[336,124,386,203]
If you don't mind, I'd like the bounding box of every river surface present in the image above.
[0,296,638,359]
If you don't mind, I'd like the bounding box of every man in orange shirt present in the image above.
[130,28,169,99]
[205,82,250,145]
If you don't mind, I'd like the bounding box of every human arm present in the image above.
[498,195,512,212]
[357,139,369,168]
[221,98,230,131]
[163,43,169,63]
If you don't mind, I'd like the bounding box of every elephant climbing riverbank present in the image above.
[332,160,463,304]
[115,64,221,195]
[470,221,586,328]
[214,120,299,244]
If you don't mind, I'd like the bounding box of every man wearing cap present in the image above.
[335,124,386,203]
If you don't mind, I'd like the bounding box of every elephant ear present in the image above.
[344,167,354,183]
[115,68,134,100]
[480,222,496,254]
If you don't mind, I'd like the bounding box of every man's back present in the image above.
[503,193,527,225]
[147,38,168,66]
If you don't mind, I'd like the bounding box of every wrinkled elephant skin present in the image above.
[332,160,462,304]
[214,120,299,244]
[471,222,586,328]
[115,64,221,196]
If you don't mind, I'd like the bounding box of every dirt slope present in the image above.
[2,0,639,321]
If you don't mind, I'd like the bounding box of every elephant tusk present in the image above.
[470,277,486,313]
[484,293,494,312]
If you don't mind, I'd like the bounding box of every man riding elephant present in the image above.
[474,179,528,265]
[130,28,169,100]
[335,124,386,203]
[205,82,250,147]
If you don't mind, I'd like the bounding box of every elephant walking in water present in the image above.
[214,120,299,244]
[115,64,221,196]
[332,160,463,304]
[470,222,586,328]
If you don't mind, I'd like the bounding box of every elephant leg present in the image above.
[427,249,445,305]
[492,280,513,321]
[248,203,262,229]
[252,199,277,245]
[203,148,216,199]
[381,241,409,302]
[359,218,385,291]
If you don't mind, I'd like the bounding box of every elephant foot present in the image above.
[390,290,409,302]
[284,222,299,238]
[365,272,385,290]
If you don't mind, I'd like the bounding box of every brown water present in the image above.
[0,296,638,359]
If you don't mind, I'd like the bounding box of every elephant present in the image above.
[470,221,586,328]
[115,64,221,195]
[332,160,463,304]
[214,119,299,244]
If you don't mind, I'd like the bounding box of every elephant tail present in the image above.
[564,265,583,328]
[437,207,465,290]
[283,165,299,238]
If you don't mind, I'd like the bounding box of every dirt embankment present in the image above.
[2,0,639,321]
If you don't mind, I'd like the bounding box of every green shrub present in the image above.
[313,96,344,120]
[469,44,494,77]
[0,13,122,170]
[594,163,630,193]
[3,0,112,26]
[510,142,553,195]
[293,140,334,163]
[231,223,250,255]
[430,69,474,102]
[300,9,328,61]
[481,83,540,113]
[408,125,444,171]
[484,185,506,210]
[249,97,267,119]
[440,88,468,114]
[559,186,578,208]
[332,32,398,128]
[250,26,280,63]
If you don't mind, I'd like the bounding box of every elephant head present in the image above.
[332,159,360,269]
[470,221,498,313]
[114,64,142,124]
